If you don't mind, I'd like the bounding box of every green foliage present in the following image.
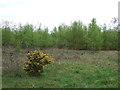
[102,29,118,50]
[16,24,34,48]
[2,27,11,46]
[88,18,103,50]
[14,44,21,52]
[1,18,118,50]
[23,50,54,76]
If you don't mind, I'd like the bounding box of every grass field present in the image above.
[2,47,118,88]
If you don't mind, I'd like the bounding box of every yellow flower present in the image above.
[34,50,38,53]
[32,52,35,55]
[45,56,49,59]
[37,56,40,59]
[30,58,33,60]
[27,53,30,55]
[37,63,39,65]
[38,70,41,72]
[28,61,32,64]
[25,65,29,67]
[40,52,46,57]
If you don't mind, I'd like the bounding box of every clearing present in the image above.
[2,47,118,88]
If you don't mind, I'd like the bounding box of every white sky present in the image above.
[0,0,119,30]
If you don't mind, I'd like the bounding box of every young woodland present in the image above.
[1,18,118,51]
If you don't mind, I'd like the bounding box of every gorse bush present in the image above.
[23,50,54,76]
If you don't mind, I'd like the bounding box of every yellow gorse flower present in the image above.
[44,56,49,59]
[40,52,46,57]
[28,61,32,64]
[37,63,39,65]
[25,65,29,67]
[24,50,54,76]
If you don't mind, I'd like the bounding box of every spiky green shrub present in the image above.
[23,50,54,76]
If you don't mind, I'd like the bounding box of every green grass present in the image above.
[2,48,118,88]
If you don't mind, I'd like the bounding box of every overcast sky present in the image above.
[0,0,119,30]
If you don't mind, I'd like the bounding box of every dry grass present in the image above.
[2,47,118,76]
[2,47,118,88]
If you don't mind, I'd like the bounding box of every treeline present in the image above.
[1,18,118,51]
